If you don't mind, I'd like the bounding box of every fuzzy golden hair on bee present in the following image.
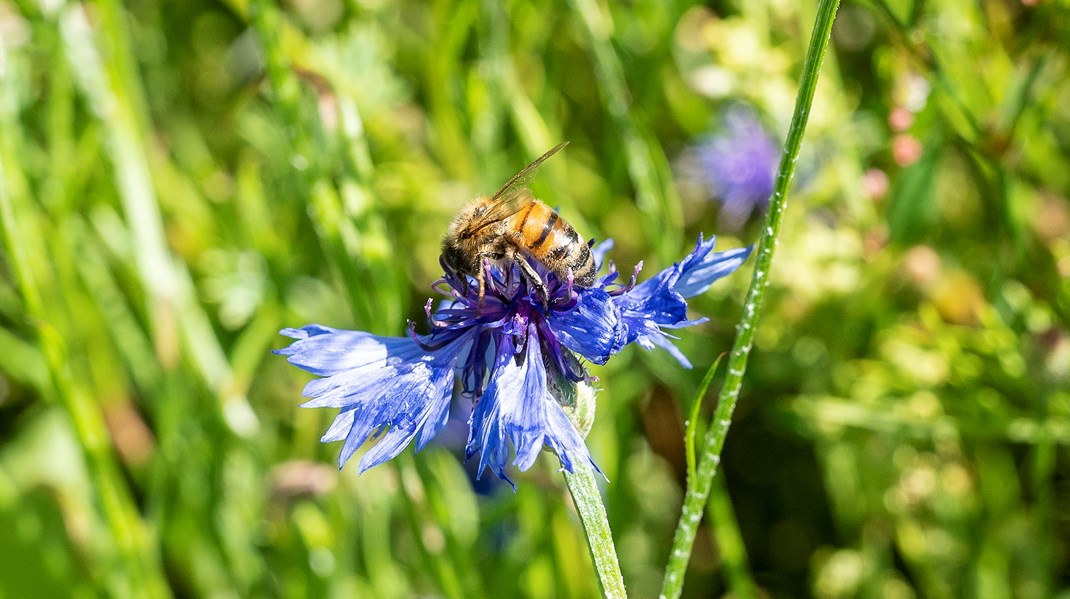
[441,143,595,304]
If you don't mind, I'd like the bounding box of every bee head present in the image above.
[440,237,469,275]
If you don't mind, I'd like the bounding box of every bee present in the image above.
[442,142,596,305]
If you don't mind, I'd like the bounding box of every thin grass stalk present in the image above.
[59,1,258,436]
[0,45,170,599]
[659,1,843,597]
[707,475,758,599]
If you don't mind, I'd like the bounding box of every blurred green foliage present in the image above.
[0,0,1068,597]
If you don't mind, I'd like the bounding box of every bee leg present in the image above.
[474,251,505,312]
[475,259,487,310]
[513,254,548,307]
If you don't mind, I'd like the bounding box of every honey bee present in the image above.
[442,142,595,305]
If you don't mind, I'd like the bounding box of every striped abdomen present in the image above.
[508,200,596,286]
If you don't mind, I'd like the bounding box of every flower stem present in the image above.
[659,1,842,597]
[563,461,627,598]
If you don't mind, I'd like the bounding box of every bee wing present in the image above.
[489,141,569,202]
[463,141,570,234]
[462,188,537,237]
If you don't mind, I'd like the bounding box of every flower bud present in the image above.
[545,350,597,438]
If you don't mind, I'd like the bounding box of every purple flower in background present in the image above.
[693,107,780,228]
[276,237,752,487]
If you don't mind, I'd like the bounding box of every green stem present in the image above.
[563,461,627,598]
[659,1,842,597]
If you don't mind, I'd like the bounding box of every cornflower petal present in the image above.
[673,236,755,298]
[547,287,624,364]
[590,239,614,269]
[467,320,597,487]
[613,235,754,367]
[275,325,471,471]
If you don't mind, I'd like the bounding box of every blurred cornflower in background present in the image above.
[687,106,780,229]
[276,237,751,486]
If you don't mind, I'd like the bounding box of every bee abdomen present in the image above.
[516,201,595,286]
[564,236,596,286]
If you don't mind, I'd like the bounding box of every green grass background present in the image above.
[1,0,1068,597]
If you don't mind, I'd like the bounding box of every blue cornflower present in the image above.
[276,236,751,486]
[693,107,780,227]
